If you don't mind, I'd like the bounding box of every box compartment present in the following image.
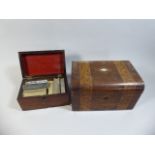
[17,50,70,110]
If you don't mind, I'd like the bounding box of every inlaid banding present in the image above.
[79,62,92,110]
[114,61,135,84]
[114,61,136,109]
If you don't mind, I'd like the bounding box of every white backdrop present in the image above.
[0,19,155,134]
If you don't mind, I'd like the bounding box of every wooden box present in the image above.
[17,50,70,110]
[71,61,144,111]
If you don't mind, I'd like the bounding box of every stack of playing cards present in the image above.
[22,78,66,97]
[23,80,49,97]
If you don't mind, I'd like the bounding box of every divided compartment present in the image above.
[17,50,70,110]
[22,75,67,98]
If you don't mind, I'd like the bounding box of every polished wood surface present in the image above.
[17,50,70,110]
[71,61,144,111]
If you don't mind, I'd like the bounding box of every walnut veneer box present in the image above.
[17,50,70,110]
[71,61,144,111]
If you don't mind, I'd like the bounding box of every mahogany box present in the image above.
[71,61,144,111]
[17,50,70,110]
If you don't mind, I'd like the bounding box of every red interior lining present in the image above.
[21,53,64,76]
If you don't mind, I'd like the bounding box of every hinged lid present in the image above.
[72,60,144,91]
[19,50,66,78]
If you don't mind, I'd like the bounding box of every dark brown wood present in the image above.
[71,61,144,111]
[17,50,70,110]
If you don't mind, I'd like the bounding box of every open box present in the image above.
[17,50,70,110]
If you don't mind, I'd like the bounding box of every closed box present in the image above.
[71,61,144,111]
[17,50,70,110]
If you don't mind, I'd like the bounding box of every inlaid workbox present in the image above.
[71,61,144,111]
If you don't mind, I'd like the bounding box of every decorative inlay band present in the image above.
[79,62,92,110]
[114,61,135,83]
[114,61,135,109]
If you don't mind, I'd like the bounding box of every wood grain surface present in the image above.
[17,50,70,110]
[71,61,144,111]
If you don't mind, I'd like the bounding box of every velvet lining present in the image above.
[21,53,64,76]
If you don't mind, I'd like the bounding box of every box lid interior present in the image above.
[19,50,66,78]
